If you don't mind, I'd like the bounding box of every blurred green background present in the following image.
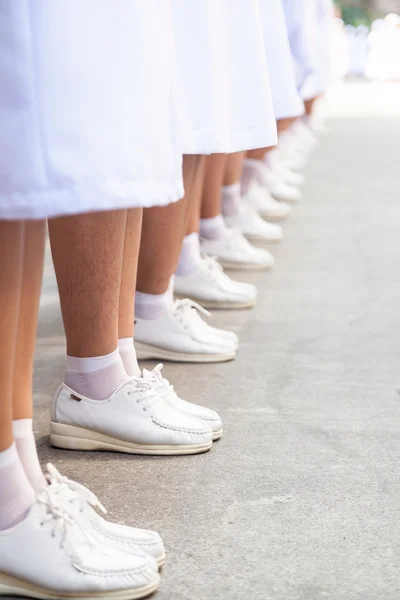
[336,1,400,25]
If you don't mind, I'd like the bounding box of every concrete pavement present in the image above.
[33,81,400,600]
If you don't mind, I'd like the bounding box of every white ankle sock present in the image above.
[176,232,203,276]
[64,348,128,400]
[241,159,264,194]
[199,215,228,240]
[221,183,241,217]
[118,338,141,377]
[135,282,173,320]
[0,443,35,530]
[12,419,46,492]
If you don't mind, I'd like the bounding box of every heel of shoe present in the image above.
[50,421,99,451]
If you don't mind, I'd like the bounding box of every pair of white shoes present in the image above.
[200,228,275,272]
[134,297,238,363]
[51,363,222,456]
[175,255,257,310]
[0,464,164,599]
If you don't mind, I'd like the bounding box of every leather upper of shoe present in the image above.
[52,378,213,446]
[200,229,275,266]
[0,488,158,593]
[45,464,164,564]
[224,204,283,240]
[174,255,257,303]
[134,298,236,354]
[243,183,291,218]
[142,364,222,433]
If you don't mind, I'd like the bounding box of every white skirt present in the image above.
[0,1,183,220]
[281,0,315,92]
[259,0,304,120]
[171,0,277,154]
[299,0,335,100]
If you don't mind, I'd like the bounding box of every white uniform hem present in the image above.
[0,178,184,221]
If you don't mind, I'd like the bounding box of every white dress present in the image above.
[281,0,315,91]
[258,0,304,120]
[0,1,183,220]
[171,0,277,154]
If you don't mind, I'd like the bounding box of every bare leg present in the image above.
[277,118,295,135]
[223,152,245,186]
[0,221,24,451]
[136,155,199,295]
[201,154,226,219]
[11,220,47,491]
[186,156,206,235]
[13,221,46,420]
[118,208,143,339]
[247,146,274,161]
[49,210,127,357]
[304,97,317,117]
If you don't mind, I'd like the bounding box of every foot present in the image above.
[260,167,302,204]
[242,183,291,221]
[223,203,283,243]
[200,229,275,271]
[266,151,305,188]
[143,364,223,441]
[45,464,166,568]
[50,377,213,455]
[174,255,257,309]
[0,489,159,600]
[134,299,237,363]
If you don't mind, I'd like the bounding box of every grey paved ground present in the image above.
[34,81,400,600]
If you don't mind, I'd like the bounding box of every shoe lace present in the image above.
[46,463,107,516]
[172,298,211,330]
[200,254,224,281]
[36,485,96,550]
[124,377,158,410]
[142,363,173,395]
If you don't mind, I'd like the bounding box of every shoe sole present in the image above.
[244,234,282,244]
[50,422,213,456]
[0,573,159,600]
[174,294,256,310]
[218,259,273,271]
[212,428,223,441]
[135,342,236,363]
[258,212,290,222]
[156,555,166,569]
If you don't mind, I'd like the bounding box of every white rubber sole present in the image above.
[244,233,282,244]
[258,211,290,222]
[218,259,273,271]
[50,422,213,456]
[212,428,223,441]
[135,341,236,363]
[269,194,301,205]
[156,555,166,569]
[0,573,159,600]
[174,294,256,310]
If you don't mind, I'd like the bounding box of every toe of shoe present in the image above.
[101,524,165,564]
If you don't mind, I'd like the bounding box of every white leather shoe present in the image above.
[200,229,275,271]
[174,255,257,309]
[0,489,159,600]
[143,364,223,441]
[134,299,237,363]
[50,377,213,455]
[224,203,283,243]
[260,167,302,204]
[242,182,291,221]
[266,150,305,188]
[45,464,166,568]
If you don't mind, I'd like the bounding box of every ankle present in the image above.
[64,348,128,400]
[135,281,174,320]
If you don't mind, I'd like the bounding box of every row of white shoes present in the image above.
[0,117,321,600]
